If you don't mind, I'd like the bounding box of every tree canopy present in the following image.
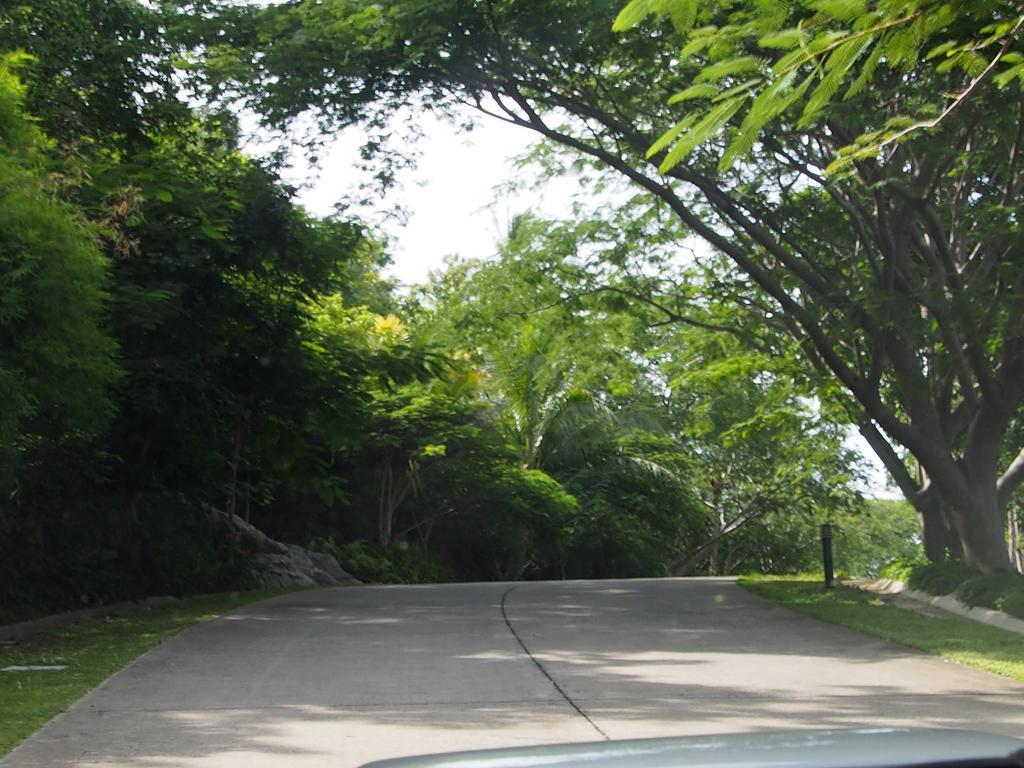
[204,0,1024,571]
[10,0,1019,620]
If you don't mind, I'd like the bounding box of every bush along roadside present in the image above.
[307,536,452,584]
[0,495,257,625]
[879,558,1024,620]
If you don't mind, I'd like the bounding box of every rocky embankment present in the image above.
[214,510,361,589]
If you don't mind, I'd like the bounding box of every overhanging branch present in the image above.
[998,446,1024,509]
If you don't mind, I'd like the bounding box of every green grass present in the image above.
[740,575,1024,682]
[0,589,297,758]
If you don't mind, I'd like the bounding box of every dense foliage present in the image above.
[4,0,994,620]
[203,0,1024,572]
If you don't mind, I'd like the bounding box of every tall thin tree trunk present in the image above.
[243,468,251,524]
[707,508,723,576]
[227,419,245,518]
[1009,505,1023,574]
[378,462,393,547]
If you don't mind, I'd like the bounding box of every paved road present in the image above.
[5,578,1024,768]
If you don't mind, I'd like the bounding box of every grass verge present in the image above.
[740,575,1024,682]
[0,589,296,758]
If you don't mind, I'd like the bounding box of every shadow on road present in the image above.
[5,579,1024,768]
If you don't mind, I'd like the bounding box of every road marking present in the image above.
[2,665,67,672]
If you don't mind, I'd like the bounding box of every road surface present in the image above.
[4,578,1024,768]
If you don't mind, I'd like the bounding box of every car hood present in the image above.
[360,729,1024,768]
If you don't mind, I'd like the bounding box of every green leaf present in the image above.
[844,44,881,98]
[681,27,720,56]
[154,189,173,203]
[994,62,1024,88]
[667,83,718,104]
[925,40,958,61]
[694,56,763,84]
[200,224,226,241]
[808,0,867,23]
[759,29,807,50]
[665,0,699,33]
[772,31,848,75]
[936,49,987,76]
[646,113,699,158]
[713,77,762,101]
[612,0,655,32]
[800,35,874,125]
[720,71,813,169]
[659,94,748,173]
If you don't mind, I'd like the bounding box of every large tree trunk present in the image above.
[917,496,962,563]
[946,487,1013,573]
[928,407,1015,572]
[908,483,1010,572]
[869,402,1015,572]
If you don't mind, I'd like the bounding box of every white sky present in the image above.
[286,111,579,286]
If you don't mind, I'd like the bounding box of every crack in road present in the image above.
[500,585,610,741]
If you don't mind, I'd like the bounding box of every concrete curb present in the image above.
[0,596,178,643]
[847,578,1024,636]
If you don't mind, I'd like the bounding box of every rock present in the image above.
[209,508,289,555]
[308,550,360,585]
[249,552,319,589]
[208,508,361,589]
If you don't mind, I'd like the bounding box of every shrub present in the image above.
[140,498,253,596]
[308,537,451,584]
[954,573,1024,610]
[880,557,928,583]
[888,559,1024,620]
[997,590,1024,621]
[907,561,977,595]
[386,542,453,583]
[0,494,253,623]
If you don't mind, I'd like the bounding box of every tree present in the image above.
[211,0,1024,570]
[316,306,465,546]
[0,60,118,489]
[613,0,1024,175]
[0,61,123,616]
[414,221,728,578]
[833,498,923,578]
[609,0,1024,572]
[662,328,865,575]
[0,0,187,147]
[1,0,438,609]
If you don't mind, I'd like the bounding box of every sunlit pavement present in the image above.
[4,578,1024,767]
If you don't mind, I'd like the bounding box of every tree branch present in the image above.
[858,419,922,504]
[878,13,1024,149]
[999,446,1024,509]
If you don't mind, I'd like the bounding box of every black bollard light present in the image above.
[821,523,835,589]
